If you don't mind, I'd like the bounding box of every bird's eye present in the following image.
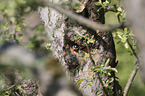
[72,44,79,51]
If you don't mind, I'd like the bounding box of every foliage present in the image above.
[0,0,46,95]
[0,0,44,42]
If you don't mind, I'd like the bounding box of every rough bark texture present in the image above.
[63,0,122,95]
[40,0,122,95]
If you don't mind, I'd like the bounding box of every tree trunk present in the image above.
[39,0,122,95]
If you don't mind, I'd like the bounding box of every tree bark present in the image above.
[63,0,122,95]
[39,0,122,95]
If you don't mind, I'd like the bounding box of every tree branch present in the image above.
[123,61,139,96]
[44,2,129,32]
[123,39,140,96]
[127,39,139,60]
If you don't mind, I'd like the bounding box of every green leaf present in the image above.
[94,2,101,6]
[103,66,118,73]
[21,22,26,26]
[74,2,85,13]
[89,68,92,72]
[104,0,110,6]
[18,34,23,40]
[95,68,102,72]
[124,28,128,32]
[16,86,24,92]
[121,36,127,43]
[109,68,118,73]
[88,81,93,86]
[87,39,95,44]
[124,42,129,49]
[74,35,80,40]
[4,30,8,35]
[105,58,110,65]
[14,25,21,32]
[117,7,122,12]
[93,65,101,69]
[108,77,114,83]
[77,79,86,85]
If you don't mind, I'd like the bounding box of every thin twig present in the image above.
[44,2,129,32]
[123,61,139,96]
[127,39,139,60]
[123,39,140,96]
